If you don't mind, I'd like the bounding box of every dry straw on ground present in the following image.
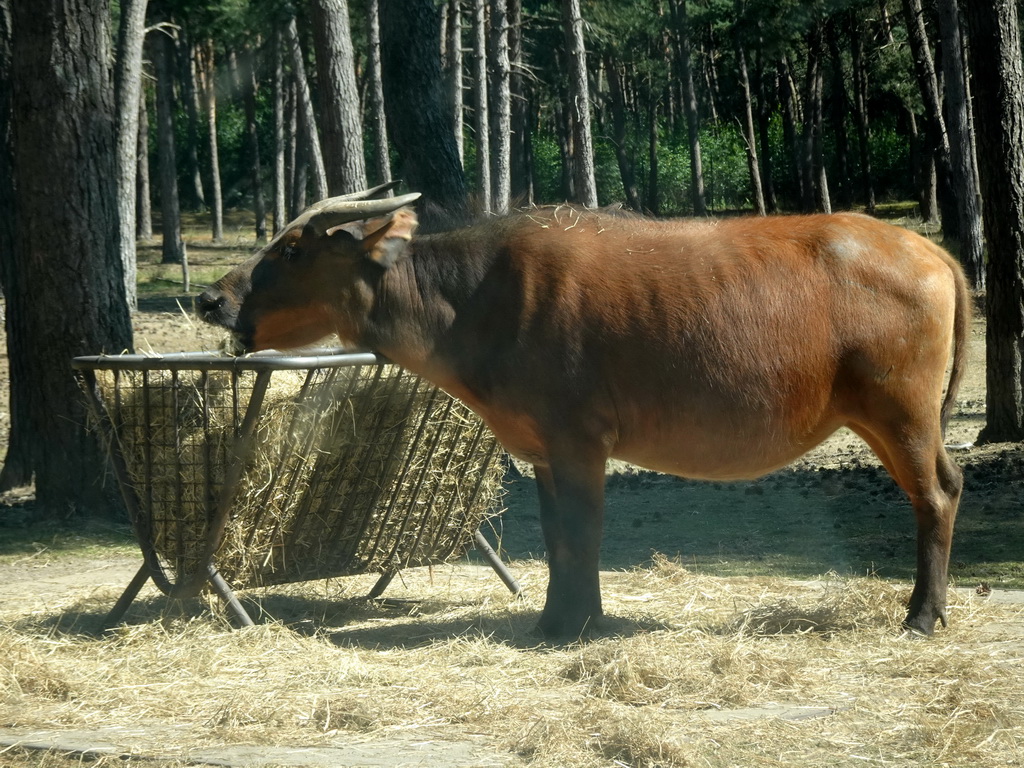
[2,554,1022,767]
[93,363,503,589]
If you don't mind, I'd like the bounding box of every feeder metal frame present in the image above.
[72,349,521,628]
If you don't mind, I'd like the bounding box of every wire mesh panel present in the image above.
[74,351,504,597]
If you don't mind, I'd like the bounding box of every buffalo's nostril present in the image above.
[197,291,226,317]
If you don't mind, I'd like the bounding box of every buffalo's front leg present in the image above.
[533,456,607,639]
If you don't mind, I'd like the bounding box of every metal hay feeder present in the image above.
[73,349,520,628]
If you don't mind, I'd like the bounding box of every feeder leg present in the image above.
[366,570,397,599]
[474,529,523,596]
[206,565,255,627]
[100,563,152,632]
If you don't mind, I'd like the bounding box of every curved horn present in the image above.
[306,192,422,236]
[322,180,402,204]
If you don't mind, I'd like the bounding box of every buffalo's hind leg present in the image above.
[533,450,607,640]
[852,422,963,635]
[905,446,963,633]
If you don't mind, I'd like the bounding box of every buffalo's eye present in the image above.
[282,245,299,262]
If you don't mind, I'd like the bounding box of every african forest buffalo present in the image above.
[198,187,969,640]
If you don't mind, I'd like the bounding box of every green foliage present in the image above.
[593,137,625,207]
[215,100,252,206]
[696,125,753,213]
[531,135,567,205]
[654,145,691,215]
[163,0,252,42]
[461,133,482,206]
[143,0,936,220]
[867,117,916,203]
[530,122,763,215]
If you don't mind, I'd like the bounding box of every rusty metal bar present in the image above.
[71,349,384,373]
[99,563,152,632]
[286,365,370,556]
[325,366,412,567]
[170,370,186,577]
[164,369,274,600]
[474,529,523,596]
[431,428,502,564]
[201,370,216,542]
[205,564,255,627]
[366,570,397,600]
[370,383,442,566]
[74,370,172,598]
[390,395,458,564]
[245,367,319,550]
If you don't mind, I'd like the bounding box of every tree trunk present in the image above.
[814,69,831,213]
[604,53,642,212]
[800,64,817,212]
[699,39,720,123]
[290,77,310,217]
[7,0,134,514]
[647,90,659,214]
[779,57,803,209]
[754,42,777,213]
[826,19,851,210]
[561,0,597,207]
[154,30,185,265]
[380,0,470,228]
[901,0,958,240]
[735,40,765,215]
[272,29,287,233]
[801,25,830,214]
[908,107,939,223]
[242,47,266,242]
[136,90,153,241]
[554,87,573,200]
[850,16,876,213]
[0,0,31,492]
[489,0,511,213]
[113,0,147,313]
[965,0,1024,442]
[671,0,706,215]
[196,40,223,243]
[878,0,896,43]
[311,0,367,195]
[284,15,328,201]
[367,0,392,188]
[178,30,205,211]
[654,2,673,141]
[445,0,463,166]
[471,0,491,211]
[508,0,531,204]
[937,0,984,288]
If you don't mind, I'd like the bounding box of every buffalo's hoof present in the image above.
[902,608,945,637]
[536,611,601,643]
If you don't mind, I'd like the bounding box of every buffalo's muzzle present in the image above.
[196,287,235,329]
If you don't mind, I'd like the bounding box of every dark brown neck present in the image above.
[360,227,504,373]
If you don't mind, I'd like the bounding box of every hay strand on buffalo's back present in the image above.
[95,361,504,590]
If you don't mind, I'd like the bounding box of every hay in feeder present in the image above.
[95,362,504,590]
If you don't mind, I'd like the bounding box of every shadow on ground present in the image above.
[491,452,1024,587]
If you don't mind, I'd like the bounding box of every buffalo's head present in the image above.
[197,186,420,352]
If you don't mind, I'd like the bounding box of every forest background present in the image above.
[1,0,1023,516]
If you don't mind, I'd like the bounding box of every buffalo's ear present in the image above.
[324,221,363,240]
[359,208,419,268]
